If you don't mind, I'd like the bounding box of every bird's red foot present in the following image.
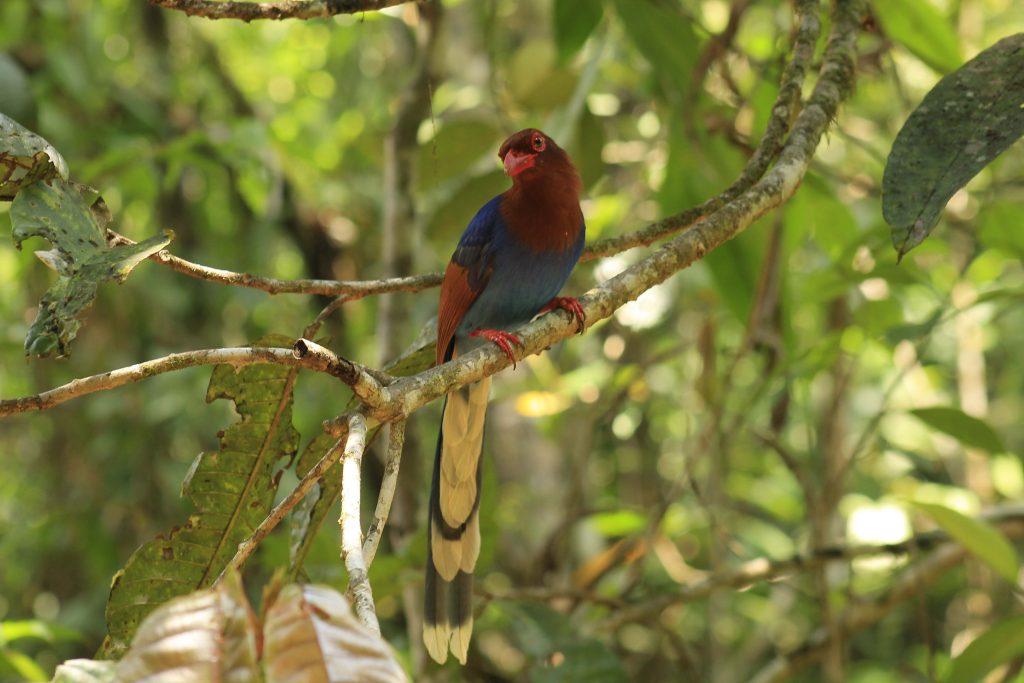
[541,296,586,334]
[470,328,523,368]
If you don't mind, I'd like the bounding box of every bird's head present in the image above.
[498,128,574,181]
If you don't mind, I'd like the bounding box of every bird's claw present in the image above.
[541,296,586,334]
[470,328,523,369]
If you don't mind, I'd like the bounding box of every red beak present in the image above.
[503,150,536,177]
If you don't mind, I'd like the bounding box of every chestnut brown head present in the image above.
[498,128,573,179]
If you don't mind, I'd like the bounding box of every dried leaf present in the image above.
[114,571,259,683]
[264,584,407,683]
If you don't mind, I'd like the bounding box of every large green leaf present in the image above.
[872,0,962,73]
[553,0,604,63]
[417,118,502,192]
[0,112,68,200]
[946,616,1024,683]
[612,0,699,101]
[912,502,1019,584]
[883,34,1024,258]
[114,571,258,683]
[103,337,299,657]
[1,647,48,681]
[264,584,407,683]
[10,179,172,356]
[909,406,1005,453]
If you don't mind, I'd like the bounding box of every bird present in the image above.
[423,128,586,665]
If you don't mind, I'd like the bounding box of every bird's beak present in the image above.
[503,150,536,177]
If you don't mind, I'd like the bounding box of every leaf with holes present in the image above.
[102,336,299,657]
[883,34,1024,259]
[264,584,407,683]
[10,179,172,356]
[0,112,68,200]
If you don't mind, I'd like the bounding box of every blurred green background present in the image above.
[2,0,1024,680]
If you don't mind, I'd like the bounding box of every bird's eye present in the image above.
[532,135,546,152]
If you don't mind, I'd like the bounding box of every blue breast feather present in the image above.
[453,195,584,340]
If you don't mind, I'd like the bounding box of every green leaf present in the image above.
[426,171,508,242]
[10,179,172,356]
[507,40,579,109]
[50,659,116,683]
[883,34,1024,258]
[946,616,1024,683]
[115,571,259,683]
[416,118,502,192]
[553,0,604,63]
[1,647,48,681]
[912,502,1019,583]
[909,407,1005,453]
[872,0,962,73]
[263,584,407,683]
[0,112,68,200]
[102,336,299,657]
[0,620,81,644]
[589,509,647,536]
[613,0,699,100]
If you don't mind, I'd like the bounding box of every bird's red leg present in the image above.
[470,329,523,368]
[540,296,586,334]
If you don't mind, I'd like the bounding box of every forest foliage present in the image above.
[1,0,1024,682]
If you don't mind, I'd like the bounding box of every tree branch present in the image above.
[337,413,380,634]
[362,419,406,568]
[148,0,416,21]
[0,340,390,416]
[107,230,442,298]
[292,338,392,410]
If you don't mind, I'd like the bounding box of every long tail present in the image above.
[423,375,491,665]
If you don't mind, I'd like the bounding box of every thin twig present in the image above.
[217,436,345,582]
[362,419,406,568]
[108,229,441,298]
[338,413,380,634]
[148,0,416,21]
